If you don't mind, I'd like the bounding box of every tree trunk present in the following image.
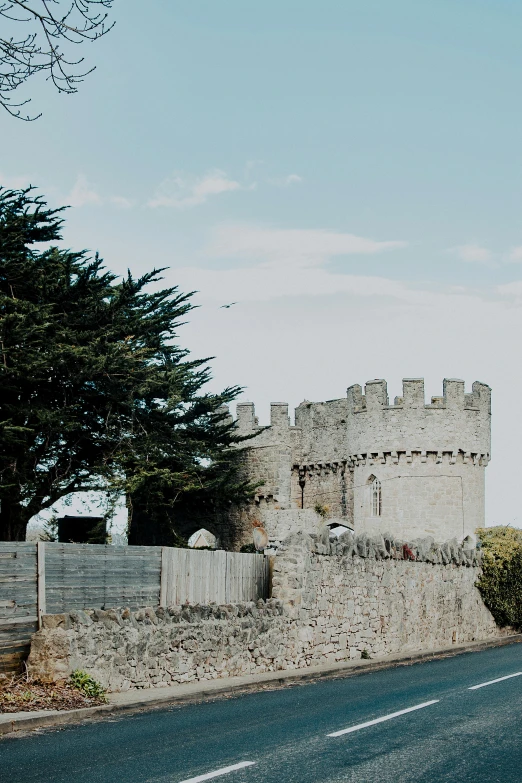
[127,503,164,546]
[0,500,28,541]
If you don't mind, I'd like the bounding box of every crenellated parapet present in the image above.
[236,379,491,465]
[346,378,490,457]
[346,378,491,414]
[234,402,300,511]
[236,401,292,434]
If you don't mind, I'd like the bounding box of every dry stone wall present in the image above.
[27,531,505,691]
[272,531,501,660]
[27,600,295,691]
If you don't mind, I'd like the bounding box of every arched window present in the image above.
[368,476,382,517]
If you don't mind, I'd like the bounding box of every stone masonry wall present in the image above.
[27,600,296,691]
[27,531,505,691]
[353,453,484,541]
[272,531,501,659]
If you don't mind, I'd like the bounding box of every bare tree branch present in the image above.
[0,0,115,120]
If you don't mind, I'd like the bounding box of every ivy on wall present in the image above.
[476,526,522,629]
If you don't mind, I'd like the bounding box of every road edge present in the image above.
[2,633,521,736]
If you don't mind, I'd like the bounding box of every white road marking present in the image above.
[468,672,522,690]
[179,761,256,783]
[327,700,440,737]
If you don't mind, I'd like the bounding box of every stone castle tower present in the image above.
[235,378,491,546]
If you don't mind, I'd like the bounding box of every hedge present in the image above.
[476,526,522,629]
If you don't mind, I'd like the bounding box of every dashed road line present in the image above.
[327,700,440,737]
[178,671,522,780]
[179,761,256,783]
[468,672,522,690]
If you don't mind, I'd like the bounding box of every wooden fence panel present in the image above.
[160,548,268,606]
[44,544,162,613]
[224,551,270,603]
[0,542,38,673]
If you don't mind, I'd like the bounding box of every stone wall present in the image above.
[27,531,505,691]
[272,531,501,659]
[259,509,323,549]
[27,600,296,691]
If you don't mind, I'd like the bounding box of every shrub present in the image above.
[70,670,107,701]
[476,526,522,629]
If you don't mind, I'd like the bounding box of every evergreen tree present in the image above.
[0,187,252,542]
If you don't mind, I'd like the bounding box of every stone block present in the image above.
[42,613,70,630]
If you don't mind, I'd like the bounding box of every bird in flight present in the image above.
[220,302,238,309]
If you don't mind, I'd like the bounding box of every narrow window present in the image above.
[370,477,382,517]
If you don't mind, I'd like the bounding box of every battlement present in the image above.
[235,378,491,461]
[347,378,491,414]
[236,402,257,433]
[236,401,291,434]
[345,378,491,457]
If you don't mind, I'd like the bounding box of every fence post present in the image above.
[160,546,169,608]
[37,541,46,628]
[266,554,272,599]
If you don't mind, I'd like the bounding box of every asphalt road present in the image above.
[2,642,522,783]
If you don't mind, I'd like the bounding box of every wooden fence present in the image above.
[160,548,269,606]
[45,544,162,615]
[0,543,38,673]
[0,543,269,672]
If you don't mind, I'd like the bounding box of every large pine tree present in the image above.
[0,187,252,542]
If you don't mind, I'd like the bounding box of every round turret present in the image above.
[346,378,491,542]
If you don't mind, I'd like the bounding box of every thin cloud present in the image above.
[242,160,303,188]
[109,195,134,209]
[507,246,522,263]
[0,173,33,190]
[148,169,247,208]
[268,173,304,187]
[66,175,134,209]
[174,266,425,304]
[450,243,492,264]
[497,280,522,300]
[68,175,102,207]
[207,223,406,269]
[171,223,408,302]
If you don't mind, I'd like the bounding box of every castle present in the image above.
[236,378,491,546]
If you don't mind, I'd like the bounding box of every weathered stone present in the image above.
[42,613,70,630]
[440,542,451,565]
[27,533,505,693]
[369,535,387,559]
[68,610,93,627]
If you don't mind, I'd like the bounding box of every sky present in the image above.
[3,0,522,529]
